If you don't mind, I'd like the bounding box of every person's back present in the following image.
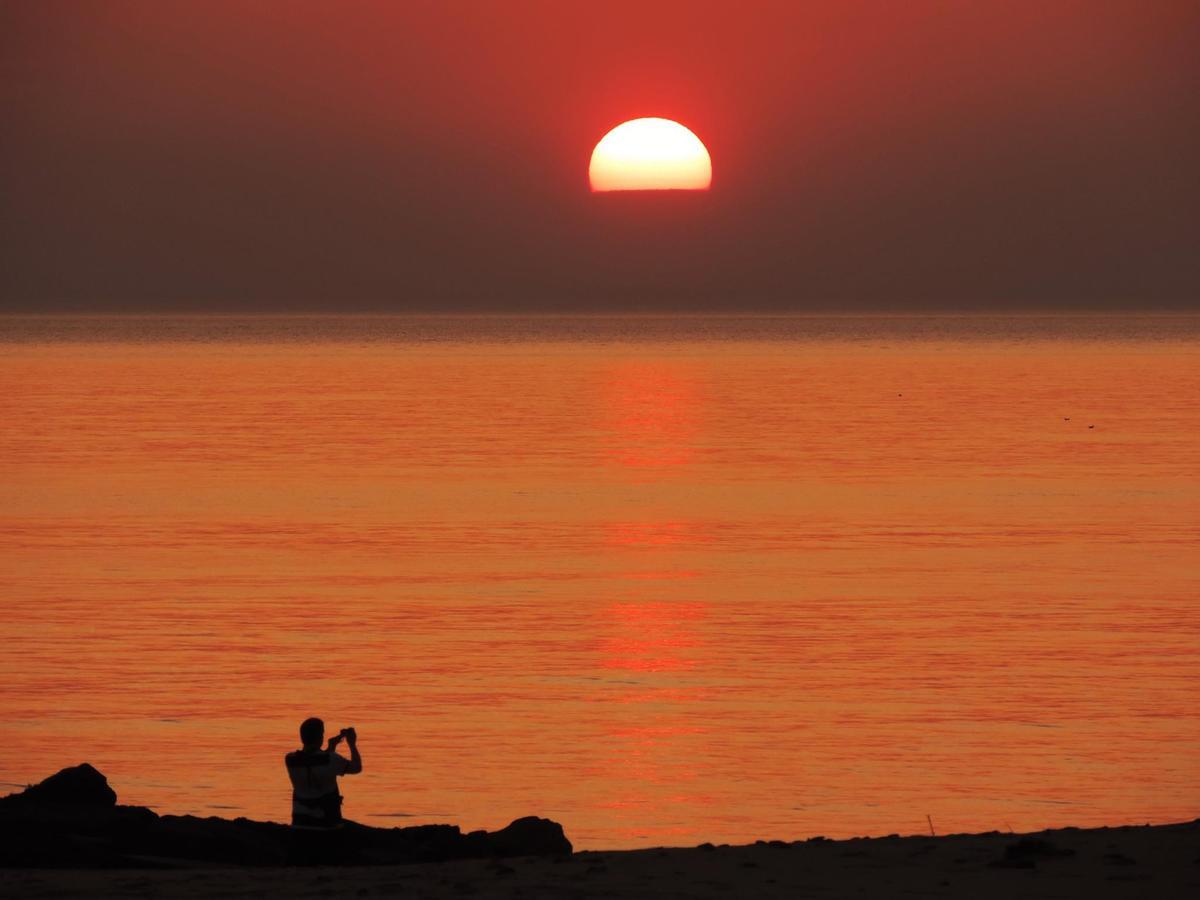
[285,717,362,830]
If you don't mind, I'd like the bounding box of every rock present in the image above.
[0,763,116,809]
[149,815,290,866]
[0,764,573,869]
[486,816,573,857]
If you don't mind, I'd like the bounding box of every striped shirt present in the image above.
[285,749,351,828]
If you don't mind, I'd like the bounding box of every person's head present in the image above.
[299,717,324,750]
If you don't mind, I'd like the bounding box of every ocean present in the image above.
[2,315,1197,848]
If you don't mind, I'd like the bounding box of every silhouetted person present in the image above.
[285,717,362,863]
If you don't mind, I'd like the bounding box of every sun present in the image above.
[589,118,712,192]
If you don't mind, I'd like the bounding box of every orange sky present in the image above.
[2,0,1198,311]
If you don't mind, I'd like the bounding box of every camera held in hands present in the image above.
[339,727,356,742]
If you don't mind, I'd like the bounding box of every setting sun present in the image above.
[589,117,712,192]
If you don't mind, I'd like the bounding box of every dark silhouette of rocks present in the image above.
[0,764,571,868]
[0,763,116,810]
[486,815,575,858]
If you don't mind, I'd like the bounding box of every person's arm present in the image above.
[345,731,362,775]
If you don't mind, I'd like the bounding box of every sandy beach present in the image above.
[5,819,1197,899]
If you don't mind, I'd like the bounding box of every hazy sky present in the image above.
[2,0,1198,312]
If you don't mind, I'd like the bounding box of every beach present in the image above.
[4,819,1197,899]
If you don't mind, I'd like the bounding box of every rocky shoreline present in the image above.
[2,765,1197,898]
[0,764,570,868]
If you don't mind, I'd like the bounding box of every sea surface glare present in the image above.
[1,315,1197,849]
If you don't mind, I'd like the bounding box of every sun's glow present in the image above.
[589,118,712,192]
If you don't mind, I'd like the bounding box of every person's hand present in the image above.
[327,733,344,749]
[343,727,357,745]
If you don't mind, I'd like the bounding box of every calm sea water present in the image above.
[2,315,1197,849]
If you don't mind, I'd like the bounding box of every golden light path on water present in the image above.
[1,316,1197,849]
